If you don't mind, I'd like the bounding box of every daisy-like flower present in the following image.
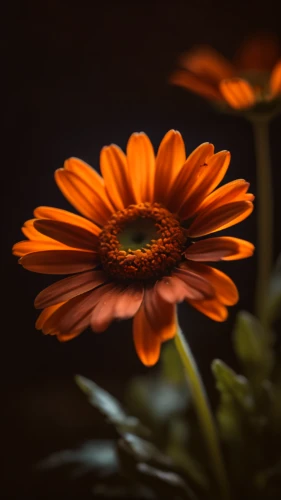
[170,35,281,112]
[13,131,254,366]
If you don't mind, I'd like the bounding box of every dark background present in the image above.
[4,1,281,498]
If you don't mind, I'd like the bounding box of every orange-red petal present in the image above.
[34,270,108,309]
[185,237,254,261]
[154,130,186,203]
[183,262,238,306]
[170,69,222,100]
[12,240,68,257]
[35,302,66,331]
[133,305,162,366]
[188,200,254,237]
[178,151,231,219]
[194,179,254,215]
[34,206,101,236]
[55,158,114,225]
[143,288,176,341]
[20,249,99,274]
[235,35,280,72]
[219,78,256,110]
[126,133,155,203]
[187,297,228,322]
[34,219,99,251]
[269,59,281,97]
[100,144,134,210]
[180,47,235,82]
[91,285,144,333]
[166,143,215,214]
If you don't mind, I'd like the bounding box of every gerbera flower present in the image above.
[170,35,281,111]
[13,130,254,366]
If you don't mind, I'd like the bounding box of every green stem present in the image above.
[175,326,230,500]
[251,118,274,322]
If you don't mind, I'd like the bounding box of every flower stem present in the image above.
[251,118,274,322]
[175,326,230,500]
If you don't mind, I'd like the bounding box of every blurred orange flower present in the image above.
[13,131,254,365]
[170,35,281,111]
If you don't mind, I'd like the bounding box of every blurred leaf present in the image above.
[212,359,254,411]
[126,376,189,428]
[118,433,173,469]
[264,253,281,325]
[161,341,186,384]
[38,440,118,478]
[233,311,274,384]
[136,463,197,499]
[93,482,154,499]
[211,359,255,443]
[166,418,209,490]
[75,375,150,437]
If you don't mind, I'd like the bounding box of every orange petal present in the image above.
[34,219,99,251]
[143,288,176,341]
[166,143,214,214]
[180,47,235,82]
[21,219,56,241]
[91,285,144,333]
[194,179,254,215]
[219,78,256,110]
[42,285,114,335]
[34,206,101,236]
[35,302,66,331]
[269,59,281,97]
[235,35,280,72]
[185,237,255,261]
[55,159,114,225]
[12,239,68,257]
[170,69,221,100]
[20,249,99,274]
[156,275,203,303]
[188,200,254,237]
[154,130,186,203]
[183,262,238,306]
[173,268,214,298]
[187,297,228,322]
[100,144,134,210]
[126,132,155,203]
[34,270,108,309]
[133,304,162,366]
[178,151,231,219]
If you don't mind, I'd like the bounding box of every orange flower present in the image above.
[13,131,254,366]
[170,35,281,111]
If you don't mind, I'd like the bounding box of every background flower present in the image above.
[170,35,281,111]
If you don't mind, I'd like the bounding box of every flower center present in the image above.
[99,203,187,282]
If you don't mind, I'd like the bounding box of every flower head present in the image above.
[13,131,254,365]
[170,35,281,113]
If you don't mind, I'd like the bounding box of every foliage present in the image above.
[38,260,281,499]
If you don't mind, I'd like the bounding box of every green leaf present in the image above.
[264,253,281,325]
[233,311,274,384]
[75,375,150,437]
[211,359,255,443]
[118,433,173,469]
[166,418,209,490]
[38,440,118,478]
[136,463,197,499]
[126,375,189,428]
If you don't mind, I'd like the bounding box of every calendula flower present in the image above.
[170,35,281,112]
[13,131,254,366]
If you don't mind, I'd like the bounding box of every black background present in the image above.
[3,1,281,498]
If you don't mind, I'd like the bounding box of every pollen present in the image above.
[99,203,187,282]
